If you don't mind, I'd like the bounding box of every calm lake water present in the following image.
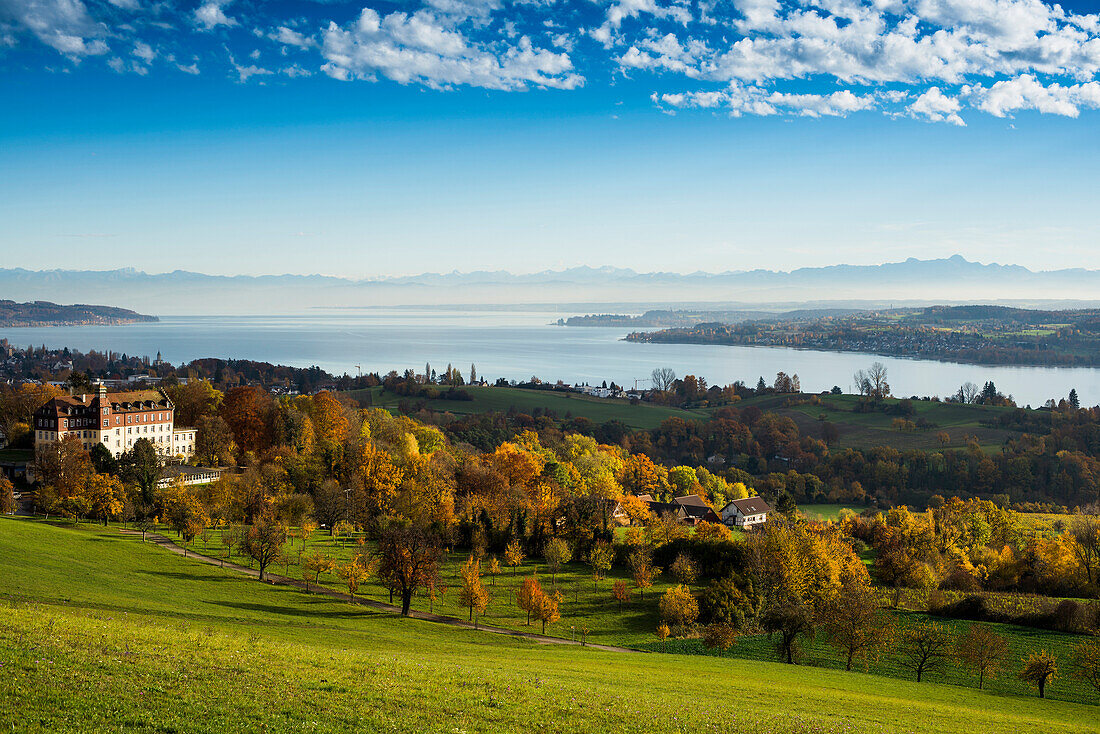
[3,310,1098,408]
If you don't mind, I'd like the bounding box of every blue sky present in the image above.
[1,0,1099,278]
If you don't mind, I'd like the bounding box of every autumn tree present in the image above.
[817,577,892,671]
[337,559,370,600]
[246,513,288,582]
[34,435,92,501]
[504,538,525,575]
[220,386,275,456]
[761,598,815,664]
[543,537,572,584]
[163,486,209,542]
[517,576,544,626]
[535,589,561,634]
[81,473,125,526]
[1071,638,1100,701]
[669,553,698,585]
[612,580,631,612]
[0,476,16,515]
[486,556,501,585]
[459,555,489,626]
[659,584,699,635]
[956,625,1009,689]
[1019,650,1058,698]
[303,551,336,593]
[194,415,235,467]
[377,523,442,616]
[895,621,952,682]
[628,548,657,599]
[166,379,222,427]
[587,541,614,590]
[703,624,738,652]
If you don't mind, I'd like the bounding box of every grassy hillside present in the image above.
[346,386,1026,452]
[345,385,709,429]
[3,518,1098,733]
[735,393,1020,451]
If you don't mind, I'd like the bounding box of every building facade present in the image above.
[33,383,195,459]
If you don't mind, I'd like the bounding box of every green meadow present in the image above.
[3,518,1097,734]
[345,385,709,429]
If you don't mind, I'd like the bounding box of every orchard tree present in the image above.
[956,625,1009,689]
[303,552,336,593]
[612,580,631,612]
[246,514,288,582]
[817,577,892,671]
[628,548,657,599]
[377,523,442,616]
[587,541,614,590]
[896,621,952,682]
[82,473,125,526]
[1019,650,1058,699]
[543,538,572,584]
[517,576,543,626]
[337,560,370,600]
[459,555,489,626]
[504,538,525,575]
[1072,638,1100,701]
[761,598,815,664]
[535,589,561,634]
[659,584,699,635]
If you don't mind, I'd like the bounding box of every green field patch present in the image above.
[3,517,1099,734]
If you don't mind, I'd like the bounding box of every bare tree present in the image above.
[651,367,676,392]
[1070,510,1100,585]
[955,381,980,404]
[867,362,890,399]
[895,621,952,682]
[956,625,1008,690]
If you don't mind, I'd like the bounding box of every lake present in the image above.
[3,310,1097,408]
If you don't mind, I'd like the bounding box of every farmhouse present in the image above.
[33,383,195,460]
[721,496,773,528]
[614,493,722,526]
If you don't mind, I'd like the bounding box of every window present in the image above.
[103,419,108,428]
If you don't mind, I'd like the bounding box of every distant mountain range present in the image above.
[0,300,157,327]
[2,256,1099,315]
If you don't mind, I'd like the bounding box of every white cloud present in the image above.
[655,83,876,117]
[908,85,965,124]
[194,1,237,31]
[0,0,109,57]
[320,8,583,90]
[965,73,1100,116]
[271,25,314,49]
[106,0,140,10]
[132,40,154,63]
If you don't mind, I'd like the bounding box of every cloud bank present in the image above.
[1,0,1099,122]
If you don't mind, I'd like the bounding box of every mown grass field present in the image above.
[178,522,1096,704]
[2,517,1098,734]
[344,385,709,429]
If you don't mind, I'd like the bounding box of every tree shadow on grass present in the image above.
[207,599,384,620]
[137,569,239,582]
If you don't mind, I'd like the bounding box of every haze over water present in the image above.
[5,310,1097,408]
